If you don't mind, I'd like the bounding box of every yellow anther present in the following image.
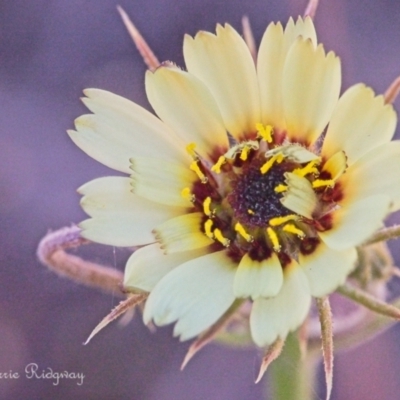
[214,228,230,247]
[239,145,251,161]
[247,209,255,215]
[282,223,305,238]
[211,156,226,173]
[274,184,288,193]
[260,153,284,175]
[186,142,197,158]
[267,227,281,252]
[312,179,335,189]
[181,187,194,202]
[204,219,214,239]
[293,159,320,177]
[269,215,298,227]
[190,161,208,183]
[234,222,253,242]
[203,196,212,217]
[256,123,273,143]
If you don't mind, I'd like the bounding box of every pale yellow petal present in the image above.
[183,24,260,139]
[258,17,317,130]
[78,177,182,246]
[280,172,317,218]
[143,250,236,340]
[319,195,390,250]
[233,253,283,300]
[130,157,196,207]
[250,263,311,347]
[283,38,341,144]
[69,89,188,173]
[124,244,208,292]
[145,66,228,158]
[322,84,397,165]
[153,212,213,253]
[299,243,357,297]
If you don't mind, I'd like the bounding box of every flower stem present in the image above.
[267,333,318,400]
[363,224,400,246]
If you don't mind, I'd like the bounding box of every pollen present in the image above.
[185,142,197,159]
[293,159,320,177]
[256,123,273,143]
[214,228,230,247]
[181,187,194,202]
[211,156,226,173]
[282,223,305,238]
[312,179,335,189]
[260,152,284,175]
[234,222,253,242]
[204,219,214,239]
[203,196,213,216]
[266,227,281,252]
[240,145,251,161]
[269,214,298,226]
[190,161,208,183]
[274,184,288,193]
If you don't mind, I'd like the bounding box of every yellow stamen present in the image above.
[282,223,305,238]
[181,187,194,202]
[260,153,284,175]
[234,222,253,242]
[214,228,230,247]
[190,161,207,183]
[247,209,255,215]
[203,196,212,217]
[267,227,281,252]
[274,184,288,193]
[312,179,335,189]
[204,219,214,239]
[293,159,320,177]
[269,215,298,226]
[240,145,251,161]
[256,123,273,143]
[211,156,226,173]
[186,143,197,158]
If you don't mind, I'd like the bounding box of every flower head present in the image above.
[69,16,399,350]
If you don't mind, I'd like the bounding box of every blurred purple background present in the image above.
[1,0,400,399]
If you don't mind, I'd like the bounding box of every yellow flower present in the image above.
[69,17,398,347]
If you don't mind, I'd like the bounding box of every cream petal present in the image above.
[123,243,208,292]
[319,195,390,250]
[143,250,236,340]
[299,243,357,297]
[283,38,341,145]
[153,212,214,253]
[145,66,228,158]
[280,173,318,218]
[250,264,311,347]
[130,157,195,207]
[321,150,347,181]
[69,89,188,173]
[258,17,317,130]
[340,141,400,209]
[322,84,397,165]
[233,253,283,300]
[183,24,260,139]
[78,177,182,246]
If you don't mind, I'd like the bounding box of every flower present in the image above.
[69,16,399,348]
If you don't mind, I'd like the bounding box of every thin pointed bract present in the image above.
[316,297,334,400]
[362,224,400,246]
[298,317,309,359]
[84,293,147,345]
[242,16,257,63]
[181,300,244,370]
[117,6,160,71]
[37,226,124,295]
[384,75,400,104]
[303,0,319,19]
[255,337,285,384]
[337,283,400,319]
